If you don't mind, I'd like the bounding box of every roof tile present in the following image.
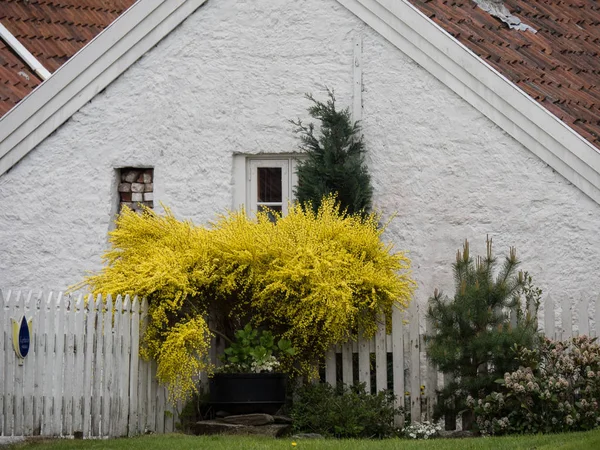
[0,0,135,116]
[409,0,600,149]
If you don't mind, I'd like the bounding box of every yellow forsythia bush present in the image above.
[83,196,415,401]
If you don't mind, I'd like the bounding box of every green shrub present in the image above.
[291,90,373,217]
[426,237,540,428]
[470,336,600,435]
[218,324,296,373]
[291,383,401,438]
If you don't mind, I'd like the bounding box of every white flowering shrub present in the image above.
[471,336,600,435]
[402,421,443,439]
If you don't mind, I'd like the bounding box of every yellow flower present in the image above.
[292,443,297,447]
[82,197,416,400]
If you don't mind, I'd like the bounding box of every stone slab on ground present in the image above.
[194,421,291,437]
[0,437,25,446]
[220,413,274,426]
[273,415,293,424]
[194,421,245,435]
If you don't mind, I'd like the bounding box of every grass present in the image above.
[7,429,600,450]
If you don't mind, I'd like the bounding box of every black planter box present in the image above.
[209,373,287,415]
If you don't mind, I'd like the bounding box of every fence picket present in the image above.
[510,302,518,329]
[41,293,55,435]
[425,318,437,421]
[119,296,132,437]
[342,343,353,386]
[72,295,85,435]
[129,297,140,437]
[409,301,421,424]
[578,294,590,336]
[2,291,15,436]
[21,292,33,436]
[101,295,113,437]
[375,317,387,392]
[82,295,95,437]
[596,295,600,338]
[357,330,371,392]
[562,298,572,340]
[109,295,122,437]
[138,299,149,434]
[31,292,45,436]
[13,292,25,437]
[148,361,157,433]
[544,294,555,339]
[63,296,75,436]
[91,295,103,437]
[391,306,404,427]
[156,384,166,434]
[50,293,64,435]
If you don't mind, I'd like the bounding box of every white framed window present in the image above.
[233,155,303,219]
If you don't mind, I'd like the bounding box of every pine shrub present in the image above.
[426,237,540,429]
[291,90,373,217]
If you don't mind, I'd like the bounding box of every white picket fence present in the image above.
[2,289,599,437]
[0,291,177,438]
[323,294,600,427]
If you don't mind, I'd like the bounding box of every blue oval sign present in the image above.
[18,316,30,358]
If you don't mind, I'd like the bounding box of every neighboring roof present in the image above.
[408,0,600,150]
[0,0,136,116]
[0,38,39,116]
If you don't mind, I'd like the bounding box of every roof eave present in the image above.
[0,0,208,177]
[337,0,600,205]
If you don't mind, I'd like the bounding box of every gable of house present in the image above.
[0,0,599,304]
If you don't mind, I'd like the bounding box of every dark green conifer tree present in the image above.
[291,90,372,217]
[426,237,540,430]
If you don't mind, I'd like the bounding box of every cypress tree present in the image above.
[426,237,540,429]
[291,90,372,217]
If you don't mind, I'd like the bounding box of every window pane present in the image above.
[257,167,282,202]
[258,204,282,223]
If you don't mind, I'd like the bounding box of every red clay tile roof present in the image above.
[0,0,135,117]
[409,0,600,150]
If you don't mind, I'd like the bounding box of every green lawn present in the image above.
[8,430,600,450]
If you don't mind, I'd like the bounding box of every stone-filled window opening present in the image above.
[118,168,154,212]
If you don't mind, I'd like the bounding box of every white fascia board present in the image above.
[0,22,51,80]
[337,0,600,204]
[0,0,208,177]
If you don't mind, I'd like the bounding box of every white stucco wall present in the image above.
[0,0,598,325]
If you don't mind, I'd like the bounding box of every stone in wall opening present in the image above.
[118,168,154,212]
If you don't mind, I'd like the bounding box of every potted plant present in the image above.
[209,324,296,414]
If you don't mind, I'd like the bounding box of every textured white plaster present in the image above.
[0,0,598,330]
